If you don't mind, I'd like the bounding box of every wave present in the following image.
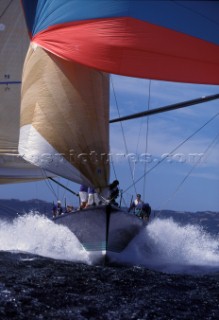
[0,211,90,264]
[1,212,219,274]
[116,217,219,274]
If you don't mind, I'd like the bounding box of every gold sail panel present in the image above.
[19,45,109,188]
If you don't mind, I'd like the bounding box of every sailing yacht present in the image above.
[1,0,219,265]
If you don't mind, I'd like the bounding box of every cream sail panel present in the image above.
[0,0,29,154]
[0,166,48,184]
[0,153,50,184]
[20,45,109,188]
[0,86,20,153]
[0,0,28,80]
[19,124,91,186]
[0,1,51,183]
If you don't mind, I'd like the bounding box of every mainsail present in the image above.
[0,0,50,184]
[19,0,219,188]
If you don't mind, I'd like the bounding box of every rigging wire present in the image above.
[41,170,59,200]
[0,0,13,19]
[133,88,148,181]
[123,111,219,194]
[158,129,219,211]
[132,110,142,182]
[133,80,151,198]
[111,153,118,181]
[143,80,151,199]
[110,75,137,194]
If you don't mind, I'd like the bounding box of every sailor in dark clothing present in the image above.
[109,180,119,206]
[141,203,151,221]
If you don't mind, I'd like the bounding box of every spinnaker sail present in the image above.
[21,0,219,84]
[17,1,219,188]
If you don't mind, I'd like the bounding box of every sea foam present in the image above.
[0,211,90,264]
[1,212,219,274]
[116,217,219,274]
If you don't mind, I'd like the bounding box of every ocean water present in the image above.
[0,211,219,319]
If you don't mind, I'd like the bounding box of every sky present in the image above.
[108,76,219,212]
[1,75,219,212]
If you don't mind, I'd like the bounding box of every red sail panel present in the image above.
[32,17,219,84]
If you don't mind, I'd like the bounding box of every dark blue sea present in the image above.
[0,209,219,319]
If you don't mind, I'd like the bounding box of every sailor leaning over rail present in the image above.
[128,194,151,221]
[128,194,144,215]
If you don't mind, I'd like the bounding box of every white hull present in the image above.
[54,205,146,265]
